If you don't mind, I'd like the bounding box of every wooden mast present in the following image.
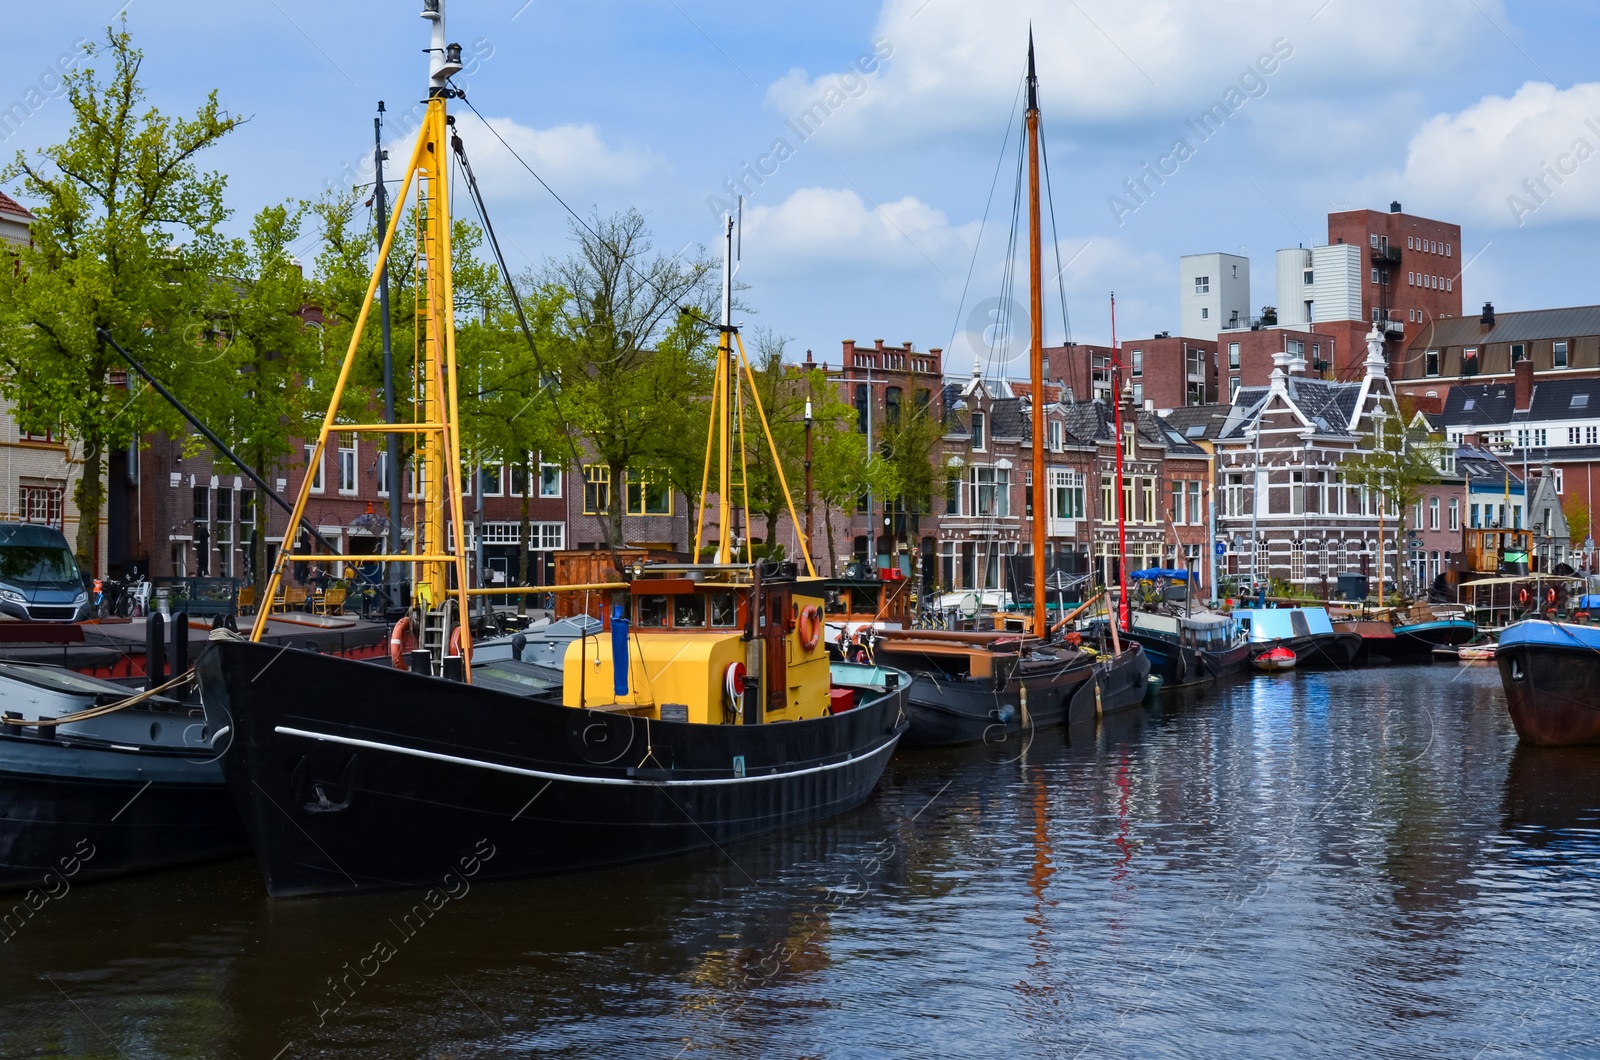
[1026,32,1048,640]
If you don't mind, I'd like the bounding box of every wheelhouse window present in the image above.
[636,595,668,627]
[709,592,738,628]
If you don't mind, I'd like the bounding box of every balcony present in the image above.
[1383,318,1404,337]
[1370,244,1402,265]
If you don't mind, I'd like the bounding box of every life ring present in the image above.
[1547,587,1558,605]
[1518,587,1530,606]
[448,625,463,656]
[724,662,746,715]
[389,615,416,670]
[797,605,822,652]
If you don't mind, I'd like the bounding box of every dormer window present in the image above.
[971,411,986,451]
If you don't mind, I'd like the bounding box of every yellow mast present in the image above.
[250,0,473,674]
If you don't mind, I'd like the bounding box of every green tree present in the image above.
[541,210,716,550]
[809,368,869,575]
[200,202,325,592]
[1343,407,1441,599]
[867,376,946,564]
[0,24,242,565]
[1564,492,1590,550]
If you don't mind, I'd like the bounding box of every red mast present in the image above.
[1111,292,1129,632]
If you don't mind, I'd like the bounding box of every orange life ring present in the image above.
[1547,587,1558,605]
[1518,587,1530,605]
[389,615,416,671]
[797,605,822,652]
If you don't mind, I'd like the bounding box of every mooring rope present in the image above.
[1,672,197,729]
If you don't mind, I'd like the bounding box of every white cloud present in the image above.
[741,186,978,271]
[1366,81,1600,229]
[445,112,657,201]
[766,0,1498,143]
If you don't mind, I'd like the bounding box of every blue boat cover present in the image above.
[1498,618,1600,652]
[1129,568,1198,580]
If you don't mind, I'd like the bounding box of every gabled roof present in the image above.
[1439,383,1516,427]
[1526,377,1600,422]
[990,397,1028,440]
[1409,305,1600,349]
[1162,404,1231,442]
[0,191,33,221]
[1456,446,1521,486]
[1011,381,1063,406]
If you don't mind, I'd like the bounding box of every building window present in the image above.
[1228,342,1240,369]
[1589,426,1599,446]
[625,470,672,515]
[1555,468,1565,493]
[1171,481,1186,524]
[377,451,392,497]
[1427,497,1440,531]
[1446,244,1451,256]
[1048,420,1064,452]
[479,464,503,497]
[1408,236,1414,249]
[19,485,63,529]
[1194,276,1210,294]
[854,385,869,434]
[583,465,611,514]
[1201,307,1209,319]
[1425,350,1439,376]
[1291,540,1305,582]
[1446,278,1452,292]
[1131,350,1143,377]
[240,491,255,527]
[971,411,986,451]
[885,386,902,427]
[970,466,1009,517]
[338,433,357,495]
[305,445,324,493]
[946,476,960,515]
[1049,469,1084,521]
[540,460,563,498]
[1101,475,1114,520]
[1303,270,1313,285]
[1570,427,1581,445]
[1187,480,1203,524]
[1555,341,1569,368]
[1132,383,1143,405]
[1535,428,1548,447]
[1229,377,1241,400]
[1448,498,1459,531]
[193,485,209,522]
[1510,343,1525,363]
[1291,471,1304,515]
[1142,479,1156,524]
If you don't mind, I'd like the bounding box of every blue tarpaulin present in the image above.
[1129,568,1198,581]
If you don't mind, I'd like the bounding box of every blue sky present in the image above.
[4,1,1599,377]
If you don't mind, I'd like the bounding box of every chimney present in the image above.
[874,339,884,351]
[804,348,814,366]
[1463,431,1480,448]
[1514,357,1534,413]
[1480,302,1495,330]
[842,339,856,360]
[1390,200,1402,214]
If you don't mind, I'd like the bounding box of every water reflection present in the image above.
[4,666,1599,1057]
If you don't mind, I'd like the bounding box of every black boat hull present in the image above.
[1068,644,1151,724]
[896,656,1093,748]
[1127,632,1252,688]
[198,640,908,897]
[1496,626,1600,746]
[0,741,242,892]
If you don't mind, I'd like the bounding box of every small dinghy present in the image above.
[1457,643,1497,665]
[1252,646,1297,672]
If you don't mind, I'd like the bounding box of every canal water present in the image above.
[3,664,1598,1058]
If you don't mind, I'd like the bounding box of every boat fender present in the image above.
[1175,653,1187,683]
[725,662,746,716]
[390,615,417,671]
[996,703,1016,726]
[797,605,822,652]
[448,625,463,656]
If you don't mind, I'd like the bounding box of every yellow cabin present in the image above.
[563,573,832,725]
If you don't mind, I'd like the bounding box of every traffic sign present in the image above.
[1214,541,1226,556]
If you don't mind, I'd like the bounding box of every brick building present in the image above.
[1047,335,1219,410]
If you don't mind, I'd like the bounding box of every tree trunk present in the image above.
[823,497,837,576]
[517,455,531,618]
[606,461,626,552]
[73,435,104,573]
[765,509,780,562]
[252,455,270,596]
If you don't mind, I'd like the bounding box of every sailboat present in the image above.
[873,36,1144,744]
[196,0,908,897]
